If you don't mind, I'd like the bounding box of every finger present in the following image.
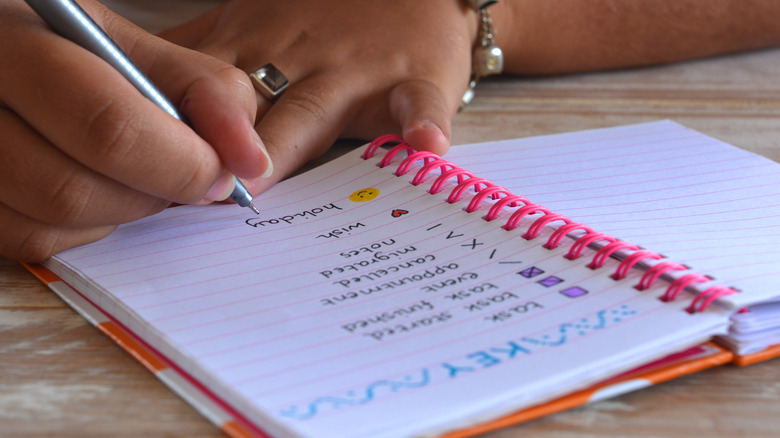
[2,4,219,204]
[0,107,170,227]
[0,201,115,263]
[98,4,272,181]
[388,79,454,156]
[180,72,273,179]
[168,15,277,154]
[5,2,265,202]
[249,74,359,192]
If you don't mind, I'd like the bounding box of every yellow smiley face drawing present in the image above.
[349,188,380,202]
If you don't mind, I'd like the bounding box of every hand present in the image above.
[0,0,271,261]
[161,0,478,194]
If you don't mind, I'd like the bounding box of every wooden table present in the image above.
[3,47,780,437]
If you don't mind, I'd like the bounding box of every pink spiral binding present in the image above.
[447,178,494,204]
[411,158,457,186]
[525,213,570,240]
[363,134,403,159]
[543,223,589,250]
[379,143,416,168]
[545,223,593,250]
[484,195,531,221]
[504,204,551,231]
[686,286,739,314]
[661,273,711,302]
[395,151,441,177]
[429,168,475,195]
[564,232,615,260]
[611,250,663,281]
[588,241,641,270]
[465,186,513,213]
[364,135,740,313]
[635,261,688,291]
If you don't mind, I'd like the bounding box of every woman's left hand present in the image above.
[161,0,477,193]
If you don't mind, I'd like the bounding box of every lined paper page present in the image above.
[46,128,730,438]
[447,120,780,307]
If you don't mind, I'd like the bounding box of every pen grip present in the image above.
[23,0,182,121]
[24,0,258,212]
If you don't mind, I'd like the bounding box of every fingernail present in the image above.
[196,172,236,204]
[252,130,274,178]
[404,120,449,151]
[420,120,445,135]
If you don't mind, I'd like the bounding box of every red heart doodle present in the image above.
[391,209,409,218]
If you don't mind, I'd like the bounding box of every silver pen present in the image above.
[23,0,260,215]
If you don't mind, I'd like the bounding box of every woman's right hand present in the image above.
[0,0,271,262]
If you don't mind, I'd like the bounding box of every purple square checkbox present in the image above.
[538,276,563,287]
[560,287,588,298]
[519,266,544,278]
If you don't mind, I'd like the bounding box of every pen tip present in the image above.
[249,203,260,215]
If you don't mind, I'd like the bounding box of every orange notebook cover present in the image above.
[23,262,266,438]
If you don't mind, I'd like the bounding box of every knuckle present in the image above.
[80,100,140,170]
[188,61,255,101]
[46,171,100,226]
[46,170,171,226]
[216,64,254,90]
[11,226,61,262]
[282,86,333,126]
[167,161,213,204]
[212,64,257,107]
[142,197,172,217]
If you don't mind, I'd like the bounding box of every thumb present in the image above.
[179,72,272,180]
[389,79,454,156]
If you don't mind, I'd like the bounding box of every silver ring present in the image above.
[250,63,289,100]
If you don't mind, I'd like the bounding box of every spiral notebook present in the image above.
[35,121,780,437]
